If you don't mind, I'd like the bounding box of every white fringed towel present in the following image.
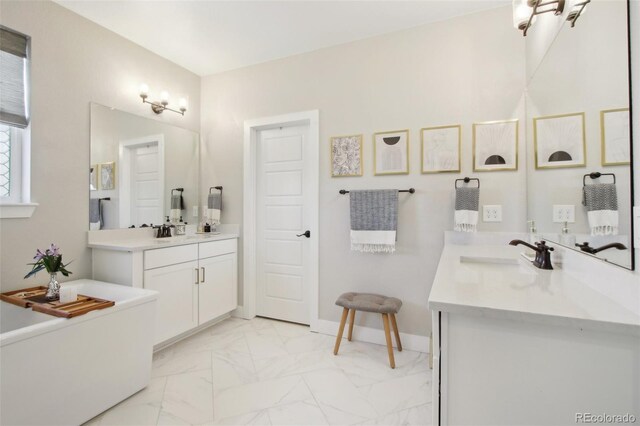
[583,184,619,236]
[208,192,222,224]
[349,190,398,254]
[454,187,479,233]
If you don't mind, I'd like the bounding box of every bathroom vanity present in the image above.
[89,230,239,346]
[428,234,640,426]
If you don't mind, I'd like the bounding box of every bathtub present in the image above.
[0,279,157,426]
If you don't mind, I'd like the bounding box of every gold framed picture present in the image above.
[421,125,461,174]
[533,112,586,169]
[600,108,630,166]
[331,134,363,177]
[473,119,518,172]
[99,162,116,190]
[373,129,409,175]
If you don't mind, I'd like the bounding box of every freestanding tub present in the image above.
[0,279,157,425]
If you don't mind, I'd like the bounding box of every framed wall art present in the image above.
[99,162,116,190]
[533,112,586,169]
[600,108,630,166]
[373,129,409,175]
[473,119,518,172]
[331,134,363,177]
[421,125,461,173]
[90,164,98,191]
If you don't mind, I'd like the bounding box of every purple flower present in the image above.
[49,243,60,256]
[33,249,45,261]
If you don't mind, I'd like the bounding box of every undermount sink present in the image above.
[459,256,520,266]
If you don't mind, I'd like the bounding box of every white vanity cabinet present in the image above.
[91,235,239,346]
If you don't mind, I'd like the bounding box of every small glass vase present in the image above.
[45,272,60,301]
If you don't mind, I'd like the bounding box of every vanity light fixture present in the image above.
[139,84,187,116]
[514,0,566,36]
[566,0,590,27]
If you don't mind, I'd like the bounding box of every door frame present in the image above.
[243,110,319,331]
[118,135,165,228]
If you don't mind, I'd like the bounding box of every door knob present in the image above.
[296,230,311,238]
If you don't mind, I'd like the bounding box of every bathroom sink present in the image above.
[459,256,520,266]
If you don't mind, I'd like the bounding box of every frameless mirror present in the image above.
[526,0,634,269]
[90,103,200,230]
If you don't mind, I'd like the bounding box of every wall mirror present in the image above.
[526,0,634,269]
[90,103,200,230]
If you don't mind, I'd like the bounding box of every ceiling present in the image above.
[55,1,510,76]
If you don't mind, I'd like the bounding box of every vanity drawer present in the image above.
[199,238,237,259]
[144,244,198,270]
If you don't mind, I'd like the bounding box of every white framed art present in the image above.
[601,108,630,166]
[473,119,518,172]
[421,125,461,173]
[533,112,585,169]
[373,129,409,175]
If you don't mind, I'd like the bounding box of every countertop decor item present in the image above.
[24,244,73,301]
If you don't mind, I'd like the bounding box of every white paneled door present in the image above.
[256,125,312,324]
[131,143,162,227]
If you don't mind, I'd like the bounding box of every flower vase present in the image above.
[45,273,60,300]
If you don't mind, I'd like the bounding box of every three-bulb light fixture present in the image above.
[512,0,590,36]
[139,84,188,116]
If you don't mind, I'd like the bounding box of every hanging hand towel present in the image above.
[350,190,398,253]
[89,198,102,230]
[170,194,183,222]
[454,187,479,232]
[208,193,222,224]
[583,183,618,236]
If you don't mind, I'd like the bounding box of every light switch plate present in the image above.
[483,205,502,222]
[192,206,199,217]
[553,204,575,223]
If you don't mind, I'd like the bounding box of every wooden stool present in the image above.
[333,292,403,368]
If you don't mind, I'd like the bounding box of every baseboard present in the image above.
[153,313,231,352]
[315,319,430,353]
[231,304,247,319]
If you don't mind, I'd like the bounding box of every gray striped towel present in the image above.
[349,190,398,253]
[208,193,222,223]
[582,184,618,235]
[454,187,479,232]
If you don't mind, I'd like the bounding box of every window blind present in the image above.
[0,26,29,129]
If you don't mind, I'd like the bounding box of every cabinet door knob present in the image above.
[195,268,199,284]
[201,267,205,283]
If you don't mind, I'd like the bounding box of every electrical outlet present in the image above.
[192,206,199,217]
[483,205,502,222]
[553,204,575,223]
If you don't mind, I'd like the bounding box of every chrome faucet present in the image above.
[575,242,627,254]
[509,239,554,270]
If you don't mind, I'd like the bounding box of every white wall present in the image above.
[201,6,526,336]
[0,0,200,290]
[632,0,640,270]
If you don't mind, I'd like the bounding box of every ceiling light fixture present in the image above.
[514,0,566,36]
[566,0,590,27]
[139,84,187,116]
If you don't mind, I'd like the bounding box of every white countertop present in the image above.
[428,244,640,336]
[88,232,239,252]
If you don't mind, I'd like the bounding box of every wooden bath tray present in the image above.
[0,286,115,318]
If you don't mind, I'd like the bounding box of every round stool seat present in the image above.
[335,292,402,314]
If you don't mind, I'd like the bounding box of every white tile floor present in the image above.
[84,317,432,426]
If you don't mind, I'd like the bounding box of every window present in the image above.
[0,25,35,218]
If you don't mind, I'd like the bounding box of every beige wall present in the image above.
[200,6,527,336]
[0,0,200,290]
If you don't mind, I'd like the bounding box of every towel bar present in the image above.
[455,177,480,189]
[339,188,415,194]
[583,172,615,186]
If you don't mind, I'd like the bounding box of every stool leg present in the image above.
[382,313,395,369]
[334,308,349,355]
[348,309,356,341]
[390,313,402,352]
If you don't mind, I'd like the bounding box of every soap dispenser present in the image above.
[560,222,575,247]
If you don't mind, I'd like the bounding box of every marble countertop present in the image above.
[428,244,640,335]
[88,232,239,252]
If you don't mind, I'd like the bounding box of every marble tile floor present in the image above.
[84,317,432,426]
